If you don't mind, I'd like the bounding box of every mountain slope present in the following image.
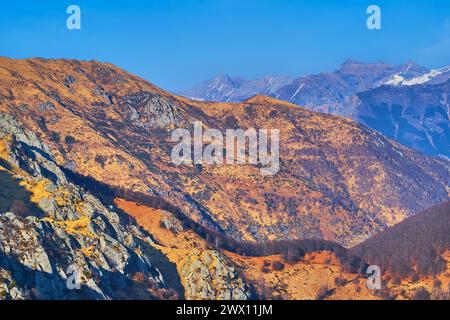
[0,112,251,300]
[0,113,184,299]
[0,57,448,249]
[351,201,450,277]
[384,66,450,86]
[180,60,450,159]
[355,81,450,158]
[351,201,450,300]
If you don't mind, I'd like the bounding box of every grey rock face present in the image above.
[64,75,76,88]
[0,269,25,299]
[92,86,114,105]
[119,91,184,128]
[179,250,250,300]
[38,102,56,111]
[0,113,175,299]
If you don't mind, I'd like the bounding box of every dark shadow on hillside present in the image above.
[0,170,45,218]
[0,158,13,171]
[132,237,186,299]
[0,253,104,300]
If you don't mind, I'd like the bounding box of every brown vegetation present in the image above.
[63,168,367,274]
[351,201,450,277]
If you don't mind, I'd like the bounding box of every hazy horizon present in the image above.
[1,0,450,91]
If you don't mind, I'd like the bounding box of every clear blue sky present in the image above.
[1,0,449,91]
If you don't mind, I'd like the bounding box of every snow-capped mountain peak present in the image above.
[384,65,450,86]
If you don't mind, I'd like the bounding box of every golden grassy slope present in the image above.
[225,251,380,300]
[115,199,382,300]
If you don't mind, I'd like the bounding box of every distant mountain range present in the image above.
[181,73,293,103]
[180,60,450,158]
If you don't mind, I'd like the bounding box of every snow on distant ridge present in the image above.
[384,66,450,86]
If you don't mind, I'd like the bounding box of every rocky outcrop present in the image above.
[114,199,251,300]
[119,91,185,128]
[0,113,251,300]
[160,214,250,300]
[179,250,249,300]
[0,113,180,299]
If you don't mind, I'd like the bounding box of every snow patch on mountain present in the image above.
[385,66,450,86]
[290,83,305,100]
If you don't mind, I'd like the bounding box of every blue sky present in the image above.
[1,0,449,91]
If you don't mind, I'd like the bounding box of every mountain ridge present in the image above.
[180,59,450,158]
[180,60,434,113]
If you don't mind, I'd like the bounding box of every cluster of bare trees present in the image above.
[63,168,367,274]
[351,201,450,277]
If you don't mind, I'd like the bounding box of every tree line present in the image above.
[351,201,450,277]
[62,168,367,274]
